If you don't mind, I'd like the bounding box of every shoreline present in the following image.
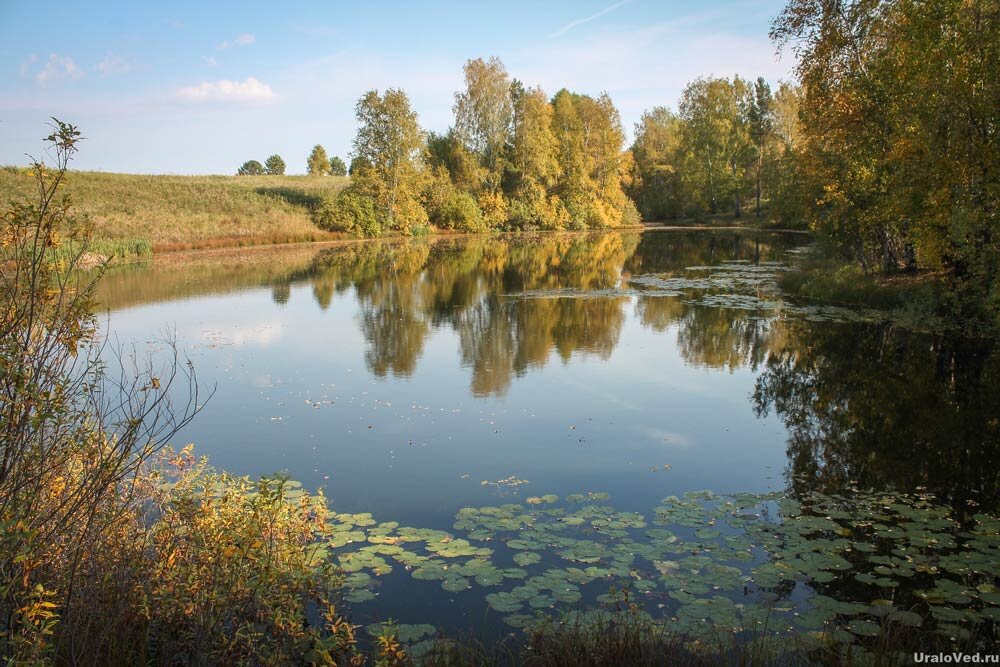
[109,223,808,263]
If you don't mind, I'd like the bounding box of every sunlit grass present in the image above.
[0,168,349,253]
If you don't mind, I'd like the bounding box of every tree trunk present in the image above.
[880,227,892,273]
[731,158,741,219]
[755,155,762,218]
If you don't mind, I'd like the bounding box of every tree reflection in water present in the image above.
[753,321,1000,516]
[95,229,1000,509]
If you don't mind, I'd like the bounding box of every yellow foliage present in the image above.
[477,190,508,229]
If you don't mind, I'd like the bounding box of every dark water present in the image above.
[97,230,1000,646]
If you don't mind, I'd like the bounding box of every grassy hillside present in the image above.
[0,168,349,252]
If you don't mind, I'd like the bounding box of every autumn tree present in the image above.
[551,89,594,228]
[550,89,637,229]
[506,83,563,229]
[352,88,428,233]
[307,145,330,176]
[766,81,810,226]
[426,130,485,193]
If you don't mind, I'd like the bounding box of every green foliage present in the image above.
[628,76,802,225]
[315,187,382,238]
[307,144,330,176]
[264,154,286,175]
[349,156,369,176]
[628,107,685,220]
[678,76,753,218]
[453,56,513,190]
[437,190,486,233]
[237,159,265,176]
[329,155,348,176]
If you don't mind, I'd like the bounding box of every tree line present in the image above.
[236,64,808,232]
[315,57,641,237]
[627,76,804,223]
[236,149,348,177]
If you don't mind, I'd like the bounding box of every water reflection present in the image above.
[97,231,801,396]
[753,321,1000,515]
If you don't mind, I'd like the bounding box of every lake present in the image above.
[97,230,1000,650]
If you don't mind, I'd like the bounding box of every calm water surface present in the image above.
[97,230,1000,640]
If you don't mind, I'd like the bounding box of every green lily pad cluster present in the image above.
[323,489,1000,650]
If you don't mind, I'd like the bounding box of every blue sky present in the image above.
[0,0,792,174]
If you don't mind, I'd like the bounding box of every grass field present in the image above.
[0,168,350,253]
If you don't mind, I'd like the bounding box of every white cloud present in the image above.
[202,56,218,66]
[217,33,255,50]
[95,52,134,76]
[175,77,276,103]
[549,0,631,39]
[35,54,84,85]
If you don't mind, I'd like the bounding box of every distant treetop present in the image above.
[264,154,286,175]
[237,159,265,176]
[307,145,330,176]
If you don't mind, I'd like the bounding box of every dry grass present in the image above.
[0,167,349,250]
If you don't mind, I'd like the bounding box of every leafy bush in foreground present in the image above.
[0,122,394,666]
[316,187,383,238]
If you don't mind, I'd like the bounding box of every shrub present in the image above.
[315,188,382,238]
[0,121,196,664]
[438,190,486,232]
[387,195,430,236]
[141,449,367,666]
[476,191,507,230]
[507,185,569,230]
[0,121,410,666]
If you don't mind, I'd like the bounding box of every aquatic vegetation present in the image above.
[324,488,1000,655]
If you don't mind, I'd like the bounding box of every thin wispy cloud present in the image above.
[175,77,276,103]
[35,54,85,85]
[217,33,255,50]
[95,52,135,76]
[548,0,631,39]
[202,56,218,66]
[19,54,37,76]
[287,21,338,38]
